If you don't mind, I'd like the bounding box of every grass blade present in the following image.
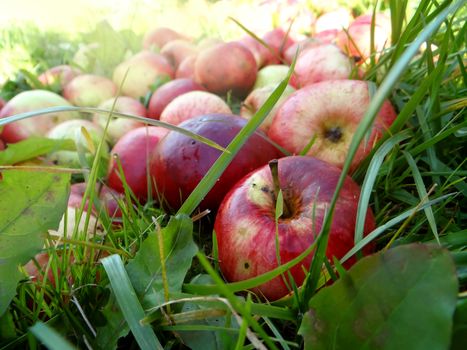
[101,254,163,350]
[29,321,77,350]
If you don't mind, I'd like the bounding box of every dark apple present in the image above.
[194,42,257,98]
[107,126,168,200]
[150,114,283,211]
[147,78,206,119]
[268,79,397,171]
[215,155,376,300]
[160,91,232,125]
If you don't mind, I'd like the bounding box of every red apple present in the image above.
[147,78,206,119]
[0,139,4,151]
[143,27,190,51]
[240,84,295,132]
[92,96,147,145]
[215,155,376,300]
[69,182,123,219]
[313,29,340,44]
[268,79,397,171]
[0,97,5,111]
[290,44,354,88]
[283,38,323,64]
[161,39,198,70]
[261,28,296,66]
[194,42,257,98]
[175,55,197,80]
[38,65,82,90]
[160,91,232,125]
[0,90,80,143]
[107,126,168,200]
[197,37,224,51]
[150,114,283,211]
[113,51,174,99]
[337,13,391,64]
[63,74,118,107]
[238,35,270,68]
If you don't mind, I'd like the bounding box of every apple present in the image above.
[160,39,198,70]
[238,35,270,68]
[261,28,296,66]
[194,42,257,98]
[175,55,197,80]
[283,38,323,65]
[313,29,340,44]
[160,91,232,125]
[313,8,352,33]
[268,79,397,171]
[107,126,168,200]
[214,155,376,300]
[0,89,80,144]
[0,139,4,151]
[240,84,295,132]
[150,114,283,211]
[290,44,354,88]
[113,51,174,99]
[253,65,290,90]
[92,96,146,145]
[38,65,82,91]
[69,182,123,219]
[147,78,206,119]
[196,37,224,51]
[0,97,5,111]
[337,13,392,64]
[143,27,190,51]
[63,74,118,107]
[46,119,109,178]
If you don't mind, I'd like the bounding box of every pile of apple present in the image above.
[0,9,396,300]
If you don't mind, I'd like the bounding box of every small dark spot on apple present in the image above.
[244,262,250,269]
[261,186,269,193]
[191,140,196,145]
[324,127,343,143]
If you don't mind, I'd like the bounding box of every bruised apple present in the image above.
[215,156,376,300]
[268,80,397,171]
[150,114,283,211]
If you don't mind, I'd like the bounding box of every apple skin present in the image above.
[113,51,174,99]
[337,13,391,64]
[150,114,284,211]
[147,78,206,119]
[283,38,323,65]
[214,155,376,301]
[69,182,123,219]
[313,8,352,33]
[160,91,232,125]
[0,139,4,151]
[253,65,290,90]
[143,27,190,51]
[194,42,257,98]
[107,126,168,200]
[290,44,354,88]
[0,89,80,143]
[240,84,295,132]
[261,28,295,66]
[175,55,197,80]
[63,74,118,107]
[92,96,147,145]
[268,80,397,171]
[38,65,82,91]
[160,39,198,70]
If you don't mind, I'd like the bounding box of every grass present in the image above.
[0,0,466,349]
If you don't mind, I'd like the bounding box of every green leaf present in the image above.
[0,137,76,165]
[299,244,458,350]
[451,298,467,350]
[29,321,77,350]
[126,214,198,308]
[0,170,70,316]
[101,254,163,350]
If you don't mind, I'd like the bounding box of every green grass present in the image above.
[0,0,466,349]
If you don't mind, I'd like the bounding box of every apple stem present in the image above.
[268,159,292,218]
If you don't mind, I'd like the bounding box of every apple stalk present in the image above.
[268,159,292,218]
